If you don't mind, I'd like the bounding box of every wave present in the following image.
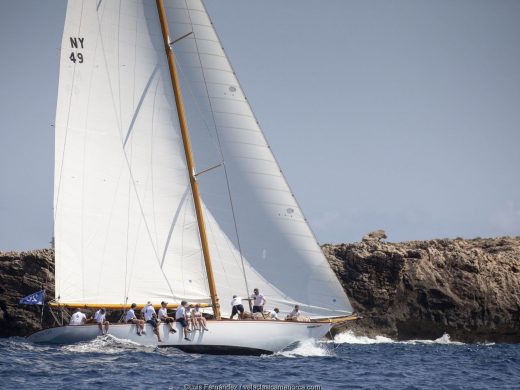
[332,331,467,345]
[332,331,395,344]
[60,334,156,354]
[410,333,465,345]
[271,339,334,358]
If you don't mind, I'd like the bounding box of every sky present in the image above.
[0,0,519,251]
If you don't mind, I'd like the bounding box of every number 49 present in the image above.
[70,52,84,63]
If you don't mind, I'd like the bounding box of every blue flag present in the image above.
[19,290,45,305]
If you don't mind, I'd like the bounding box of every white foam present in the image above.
[9,338,41,351]
[331,331,466,345]
[434,333,458,344]
[405,333,465,345]
[61,334,154,354]
[272,339,333,358]
[332,331,395,344]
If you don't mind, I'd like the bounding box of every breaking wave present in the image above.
[272,339,334,358]
[61,334,156,354]
[411,333,466,345]
[332,331,467,345]
[333,331,394,344]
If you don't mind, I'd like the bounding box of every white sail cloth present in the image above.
[55,0,208,304]
[54,0,353,318]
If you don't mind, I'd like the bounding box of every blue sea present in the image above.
[1,332,519,390]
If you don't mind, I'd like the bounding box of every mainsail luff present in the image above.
[155,0,221,319]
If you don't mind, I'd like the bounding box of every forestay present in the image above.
[54,0,352,318]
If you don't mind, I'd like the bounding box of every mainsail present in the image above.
[54,0,352,318]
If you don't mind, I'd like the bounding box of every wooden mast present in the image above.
[155,0,221,319]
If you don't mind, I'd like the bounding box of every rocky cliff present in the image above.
[324,235,520,342]
[1,236,520,342]
[0,249,55,337]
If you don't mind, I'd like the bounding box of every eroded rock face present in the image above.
[1,236,520,342]
[324,237,520,342]
[0,249,55,337]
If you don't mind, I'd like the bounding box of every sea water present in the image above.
[1,332,519,389]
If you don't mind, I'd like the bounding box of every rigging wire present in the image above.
[118,0,132,318]
[170,51,241,297]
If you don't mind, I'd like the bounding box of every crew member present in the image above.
[250,288,266,314]
[94,308,110,335]
[69,308,87,325]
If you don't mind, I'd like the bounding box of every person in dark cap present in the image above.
[157,301,176,334]
[125,303,145,335]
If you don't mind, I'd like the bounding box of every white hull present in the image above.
[27,320,332,355]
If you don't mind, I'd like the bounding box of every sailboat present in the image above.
[28,0,356,355]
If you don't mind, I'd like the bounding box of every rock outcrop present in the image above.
[0,249,55,337]
[362,229,388,242]
[324,236,520,342]
[1,236,520,342]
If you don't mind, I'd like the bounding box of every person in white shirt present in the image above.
[157,301,176,334]
[249,288,266,314]
[69,308,87,325]
[94,308,110,335]
[191,304,209,331]
[270,307,281,321]
[125,303,145,336]
[286,305,301,321]
[230,295,244,320]
[142,301,162,342]
[175,300,191,341]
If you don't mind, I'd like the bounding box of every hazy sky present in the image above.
[1,0,519,251]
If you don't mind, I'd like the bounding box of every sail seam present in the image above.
[175,45,225,54]
[208,95,246,103]
[172,35,220,45]
[186,80,240,89]
[220,140,269,147]
[178,65,236,74]
[225,155,278,163]
[209,111,254,118]
[210,125,259,133]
